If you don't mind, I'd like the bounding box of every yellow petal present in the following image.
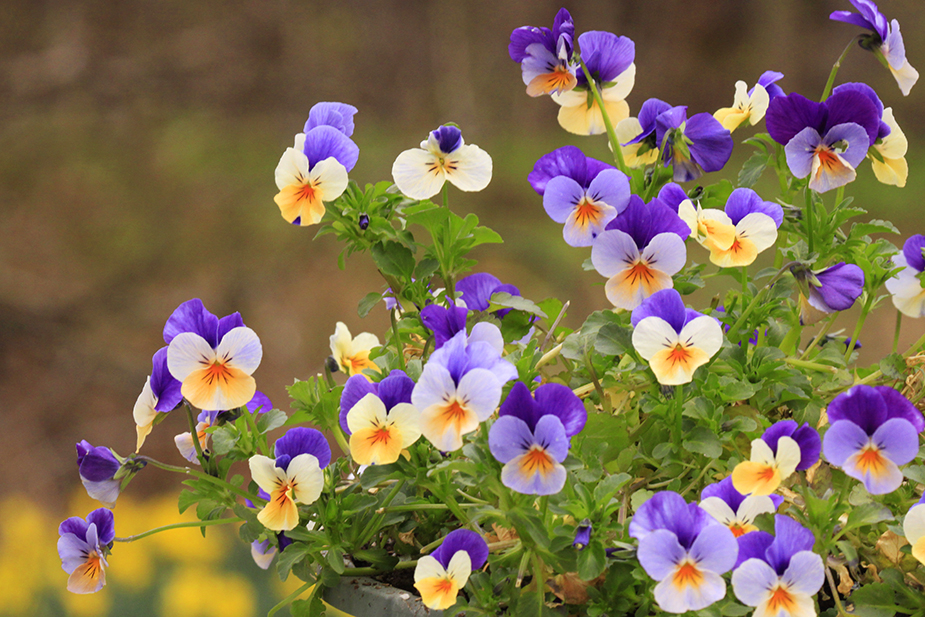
[731,461,781,496]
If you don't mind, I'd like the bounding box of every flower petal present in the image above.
[392,148,445,200]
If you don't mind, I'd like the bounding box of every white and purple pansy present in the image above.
[822,385,924,495]
[732,420,821,497]
[339,370,420,466]
[329,321,380,378]
[766,89,881,193]
[174,391,272,464]
[164,299,263,412]
[732,515,824,617]
[630,289,723,385]
[274,102,359,226]
[456,272,522,317]
[133,346,183,451]
[886,235,925,318]
[830,0,918,95]
[591,195,689,310]
[903,495,925,567]
[616,98,672,168]
[508,8,577,97]
[488,382,586,495]
[700,477,784,539]
[76,441,124,508]
[411,324,516,452]
[655,105,734,183]
[629,491,738,614]
[248,427,331,531]
[527,145,615,197]
[791,262,865,326]
[250,533,292,571]
[552,31,636,135]
[414,529,489,610]
[57,508,115,594]
[391,125,492,200]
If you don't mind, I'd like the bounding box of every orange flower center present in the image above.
[729,523,749,538]
[672,560,704,590]
[667,344,693,366]
[204,361,233,385]
[626,261,656,285]
[297,183,317,202]
[369,426,394,446]
[766,585,797,614]
[856,444,887,476]
[574,199,603,228]
[520,446,555,476]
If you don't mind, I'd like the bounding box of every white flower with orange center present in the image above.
[687,188,782,269]
[413,529,488,610]
[391,125,492,200]
[731,437,801,498]
[330,321,381,378]
[346,393,421,466]
[870,107,908,187]
[699,478,781,538]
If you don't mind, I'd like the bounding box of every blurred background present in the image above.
[2,0,923,614]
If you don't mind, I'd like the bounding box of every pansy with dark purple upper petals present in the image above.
[630,289,723,385]
[509,8,577,97]
[629,491,738,613]
[57,508,115,594]
[339,370,415,434]
[421,303,468,350]
[732,420,818,497]
[824,385,922,494]
[343,370,420,466]
[655,107,734,182]
[753,70,785,100]
[392,125,492,200]
[792,262,865,325]
[543,160,630,247]
[574,519,592,549]
[591,196,689,310]
[174,391,273,464]
[886,235,925,317]
[830,0,918,95]
[76,441,123,508]
[552,31,636,135]
[700,477,783,539]
[656,183,689,212]
[528,146,615,196]
[414,529,488,610]
[614,98,673,168]
[456,273,521,317]
[732,515,824,617]
[133,346,183,451]
[488,382,586,495]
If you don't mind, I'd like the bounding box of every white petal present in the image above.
[468,322,505,354]
[736,212,779,253]
[351,332,381,352]
[412,363,457,412]
[878,108,908,158]
[216,327,263,375]
[736,495,778,524]
[747,84,770,125]
[330,322,352,359]
[392,148,446,200]
[445,550,472,587]
[698,497,737,526]
[632,317,679,361]
[591,229,639,278]
[676,315,723,359]
[773,435,801,479]
[601,64,636,103]
[308,157,349,202]
[732,558,779,607]
[167,332,216,382]
[904,504,925,544]
[287,454,324,505]
[456,368,502,421]
[444,144,492,193]
[346,393,389,434]
[414,555,447,583]
[249,455,286,494]
[387,402,423,449]
[781,550,825,596]
[133,376,157,427]
[274,147,310,190]
[749,438,776,467]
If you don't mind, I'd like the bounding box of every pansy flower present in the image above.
[616,98,673,168]
[713,75,774,133]
[174,409,219,464]
[414,529,489,610]
[870,107,908,187]
[133,346,183,451]
[629,491,738,614]
[391,125,492,200]
[700,477,783,539]
[902,495,925,566]
[732,420,821,497]
[76,441,124,508]
[766,89,880,193]
[509,8,577,97]
[823,385,923,495]
[57,508,115,594]
[420,303,468,351]
[329,321,380,378]
[791,262,865,325]
[630,289,723,385]
[164,299,263,411]
[411,324,516,451]
[574,519,593,550]
[830,0,918,95]
[541,155,631,247]
[552,31,636,135]
[655,106,734,183]
[527,145,615,196]
[340,371,420,466]
[732,515,824,617]
[274,102,359,226]
[248,427,331,531]
[456,272,522,317]
[488,382,587,495]
[591,195,689,310]
[886,235,925,317]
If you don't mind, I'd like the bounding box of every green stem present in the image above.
[138,455,264,505]
[267,581,313,617]
[784,357,839,374]
[332,425,350,458]
[343,560,419,577]
[390,309,406,371]
[243,407,270,457]
[803,188,815,256]
[114,517,242,542]
[532,552,545,610]
[575,56,628,174]
[905,329,925,358]
[825,562,849,617]
[799,313,838,360]
[358,479,407,547]
[673,385,684,448]
[740,267,749,295]
[844,293,874,363]
[584,348,610,413]
[380,503,478,513]
[894,311,903,354]
[820,38,857,102]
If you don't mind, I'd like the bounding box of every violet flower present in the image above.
[630,289,723,385]
[509,8,577,97]
[732,420,821,497]
[420,303,468,350]
[591,195,689,310]
[732,516,824,617]
[886,235,925,317]
[456,272,522,317]
[629,492,738,613]
[654,106,734,183]
[76,441,123,508]
[700,477,783,539]
[488,382,586,495]
[574,519,593,550]
[528,146,615,197]
[414,529,489,610]
[830,0,918,95]
[823,385,923,494]
[791,262,865,325]
[57,508,115,594]
[392,125,492,200]
[133,346,183,451]
[615,98,672,168]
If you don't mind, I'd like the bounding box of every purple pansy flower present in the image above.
[591,195,689,310]
[732,420,820,497]
[57,508,115,594]
[412,325,516,451]
[414,529,489,610]
[732,516,824,617]
[76,441,123,508]
[886,234,925,318]
[509,8,577,97]
[456,273,521,317]
[700,477,783,539]
[614,98,673,168]
[488,382,586,495]
[654,106,734,183]
[528,146,615,196]
[132,347,184,451]
[629,492,738,613]
[792,262,865,325]
[574,519,592,550]
[392,125,492,200]
[823,385,923,494]
[421,303,469,350]
[830,0,918,95]
[630,289,723,385]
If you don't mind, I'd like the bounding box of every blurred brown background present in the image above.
[3,0,924,513]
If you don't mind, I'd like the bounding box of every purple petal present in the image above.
[433,529,489,571]
[813,262,864,312]
[637,529,686,580]
[533,414,570,462]
[876,386,925,432]
[216,313,245,345]
[783,126,822,179]
[754,70,785,99]
[656,183,689,212]
[629,491,712,549]
[827,385,888,435]
[823,89,881,147]
[535,383,587,438]
[151,347,182,412]
[605,195,689,248]
[654,106,688,148]
[587,169,631,214]
[689,524,738,575]
[823,420,870,467]
[304,102,358,137]
[431,125,463,154]
[765,516,814,575]
[872,418,920,467]
[529,146,613,194]
[247,391,273,413]
[489,415,535,463]
[376,370,416,411]
[832,83,889,139]
[498,381,542,430]
[829,10,878,35]
[902,235,925,273]
[303,125,359,172]
[576,31,634,86]
[823,122,874,169]
[766,93,827,146]
[631,98,673,143]
[340,375,377,434]
[59,517,90,543]
[163,299,219,346]
[630,288,689,331]
[421,304,468,350]
[686,113,734,173]
[701,477,745,513]
[734,530,774,569]
[724,188,783,228]
[543,175,585,224]
[509,26,553,63]
[457,273,505,312]
[274,427,332,469]
[791,424,822,471]
[77,444,120,483]
[87,508,115,545]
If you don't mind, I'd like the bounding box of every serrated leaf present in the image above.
[577,541,607,580]
[593,473,632,505]
[846,503,893,530]
[211,426,239,456]
[595,323,631,356]
[849,583,897,617]
[738,151,770,188]
[852,219,900,237]
[256,409,288,434]
[370,240,415,279]
[488,292,547,318]
[358,292,384,318]
[879,353,906,380]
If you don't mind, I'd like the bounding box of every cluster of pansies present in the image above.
[58,3,925,617]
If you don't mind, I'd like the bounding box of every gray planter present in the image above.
[323,576,443,617]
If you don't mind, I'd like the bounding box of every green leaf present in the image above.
[851,219,899,237]
[256,409,288,434]
[595,323,631,356]
[277,543,313,581]
[358,291,384,318]
[211,426,239,456]
[845,503,893,530]
[879,353,907,380]
[359,462,403,489]
[488,292,547,318]
[593,473,632,505]
[577,541,607,581]
[325,546,346,574]
[683,427,722,459]
[370,240,415,279]
[849,583,897,617]
[468,225,503,247]
[738,151,770,188]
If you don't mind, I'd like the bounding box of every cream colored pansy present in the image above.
[329,321,380,378]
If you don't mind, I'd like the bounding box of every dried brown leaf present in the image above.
[876,530,908,565]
